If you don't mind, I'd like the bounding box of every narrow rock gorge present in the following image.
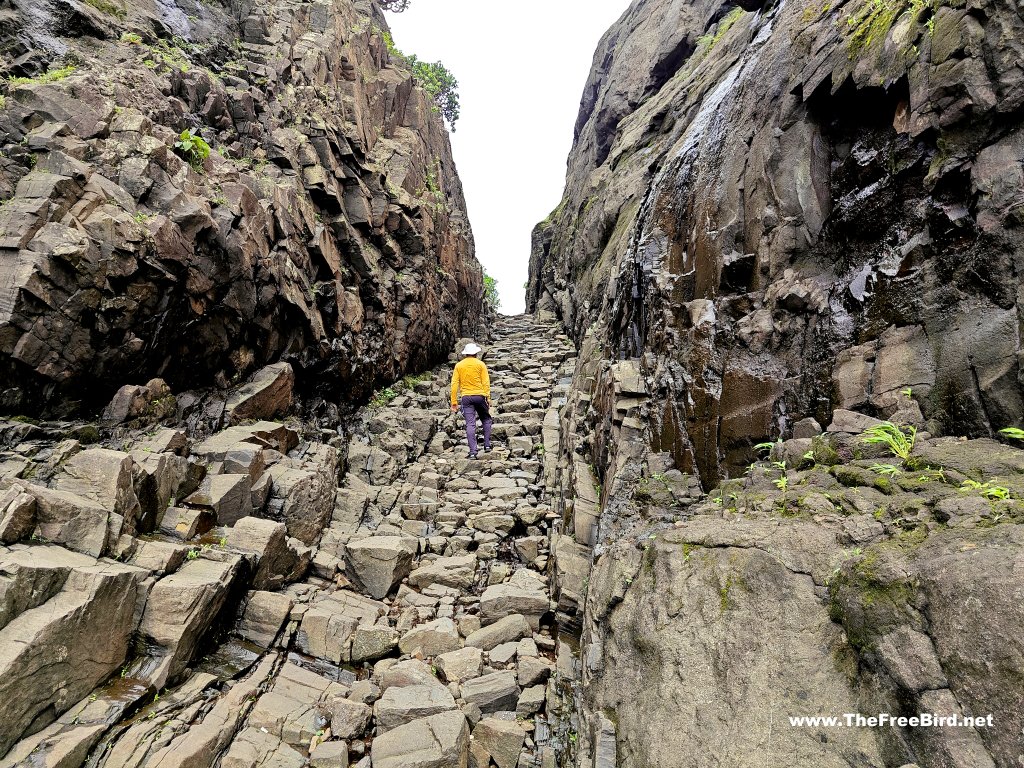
[3,0,1024,767]
[529,0,1024,766]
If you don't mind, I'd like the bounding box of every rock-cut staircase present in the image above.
[0,314,577,768]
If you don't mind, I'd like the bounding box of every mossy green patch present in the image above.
[85,0,126,18]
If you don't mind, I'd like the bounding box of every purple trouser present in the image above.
[460,395,492,454]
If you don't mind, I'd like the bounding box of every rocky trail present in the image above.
[0,314,579,768]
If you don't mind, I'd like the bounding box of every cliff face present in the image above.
[0,0,481,417]
[531,2,1024,767]
[529,0,1024,487]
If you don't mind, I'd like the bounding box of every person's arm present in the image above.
[483,363,490,403]
[450,366,460,410]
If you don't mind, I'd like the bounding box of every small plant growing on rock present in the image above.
[7,65,77,87]
[369,386,399,408]
[174,129,211,171]
[85,0,126,18]
[860,421,916,464]
[960,479,1011,501]
[870,462,901,477]
[999,427,1024,441]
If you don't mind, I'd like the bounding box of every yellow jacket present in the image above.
[450,357,490,405]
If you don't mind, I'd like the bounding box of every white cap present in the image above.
[462,343,482,356]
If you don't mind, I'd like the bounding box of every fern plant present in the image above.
[860,421,917,464]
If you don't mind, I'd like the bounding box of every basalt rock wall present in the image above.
[528,0,1024,488]
[0,0,482,417]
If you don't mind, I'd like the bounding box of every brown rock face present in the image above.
[528,0,1024,486]
[0,0,482,417]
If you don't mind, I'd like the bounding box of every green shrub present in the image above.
[121,32,143,44]
[407,58,460,128]
[999,427,1024,441]
[483,272,500,312]
[379,29,459,129]
[174,129,211,171]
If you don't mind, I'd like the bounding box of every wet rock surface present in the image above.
[0,0,482,417]
[527,0,1024,487]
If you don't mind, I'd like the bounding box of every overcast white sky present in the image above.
[384,0,633,315]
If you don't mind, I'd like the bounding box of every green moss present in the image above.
[6,65,78,87]
[697,7,747,51]
[85,0,126,18]
[845,0,949,59]
[719,573,735,611]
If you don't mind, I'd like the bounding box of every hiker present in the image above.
[450,342,492,458]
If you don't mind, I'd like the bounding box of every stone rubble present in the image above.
[0,315,576,768]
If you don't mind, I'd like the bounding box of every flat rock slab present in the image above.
[370,711,470,768]
[373,682,457,731]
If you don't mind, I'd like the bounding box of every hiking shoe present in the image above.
[484,445,493,453]
[467,452,478,459]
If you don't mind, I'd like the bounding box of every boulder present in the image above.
[408,554,477,590]
[516,685,546,717]
[137,556,241,687]
[192,423,300,461]
[0,549,145,755]
[296,591,385,664]
[266,444,339,544]
[465,614,532,651]
[225,362,295,423]
[472,717,526,768]
[24,484,113,557]
[185,473,253,527]
[434,646,484,684]
[227,516,309,590]
[398,617,462,657]
[479,573,549,628]
[310,740,349,768]
[53,447,142,528]
[381,659,450,692]
[236,590,294,648]
[328,695,372,739]
[344,536,418,599]
[460,671,519,714]
[350,623,400,662]
[370,711,470,768]
[518,655,554,687]
[373,683,457,731]
[0,487,36,544]
[102,379,175,423]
